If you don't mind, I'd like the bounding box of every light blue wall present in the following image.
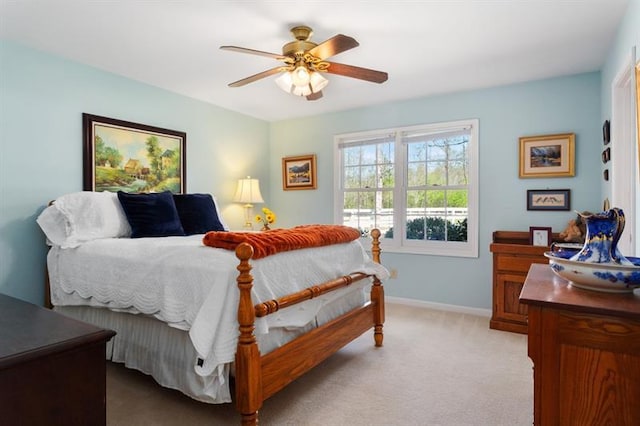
[0,41,270,305]
[270,73,602,309]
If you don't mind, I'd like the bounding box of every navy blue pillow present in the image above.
[173,193,225,235]
[117,191,185,238]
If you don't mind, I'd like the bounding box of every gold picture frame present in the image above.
[282,154,317,190]
[519,133,575,178]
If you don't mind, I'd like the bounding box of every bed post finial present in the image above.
[235,243,262,425]
[370,229,385,347]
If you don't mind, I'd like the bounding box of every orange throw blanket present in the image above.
[202,225,361,259]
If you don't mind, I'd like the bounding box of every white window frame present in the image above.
[334,119,479,257]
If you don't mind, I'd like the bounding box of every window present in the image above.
[334,119,478,257]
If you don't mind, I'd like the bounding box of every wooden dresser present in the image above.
[0,294,116,425]
[520,264,640,425]
[489,231,556,334]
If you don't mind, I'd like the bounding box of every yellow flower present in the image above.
[256,207,277,226]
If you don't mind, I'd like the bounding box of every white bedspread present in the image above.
[47,235,388,378]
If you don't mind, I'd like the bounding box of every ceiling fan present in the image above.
[220,25,388,101]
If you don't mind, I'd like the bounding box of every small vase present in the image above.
[570,208,633,265]
[261,224,270,231]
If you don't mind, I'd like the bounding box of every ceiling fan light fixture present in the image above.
[276,69,328,97]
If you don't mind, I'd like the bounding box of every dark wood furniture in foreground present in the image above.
[234,229,384,425]
[520,264,640,425]
[490,230,559,334]
[0,294,115,426]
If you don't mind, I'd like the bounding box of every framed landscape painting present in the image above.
[83,114,186,193]
[519,133,575,178]
[282,154,317,190]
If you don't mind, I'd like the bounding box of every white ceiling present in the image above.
[0,1,629,122]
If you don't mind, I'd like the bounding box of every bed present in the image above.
[37,191,388,425]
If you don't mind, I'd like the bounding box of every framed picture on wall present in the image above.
[527,189,571,211]
[519,133,575,178]
[603,120,610,144]
[83,113,186,193]
[282,154,317,190]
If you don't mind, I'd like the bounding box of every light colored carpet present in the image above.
[107,303,533,425]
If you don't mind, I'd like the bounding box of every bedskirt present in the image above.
[55,284,368,404]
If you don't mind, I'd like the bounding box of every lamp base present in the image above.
[243,204,254,230]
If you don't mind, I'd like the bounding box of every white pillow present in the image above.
[37,191,131,248]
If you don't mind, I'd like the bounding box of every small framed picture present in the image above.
[529,226,552,246]
[602,147,610,163]
[282,154,317,190]
[526,189,571,211]
[603,120,610,144]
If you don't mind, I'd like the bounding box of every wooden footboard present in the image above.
[234,229,384,425]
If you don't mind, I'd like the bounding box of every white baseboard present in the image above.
[386,296,492,318]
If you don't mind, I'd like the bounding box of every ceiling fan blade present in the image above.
[220,46,287,61]
[308,34,359,60]
[306,91,323,101]
[324,62,388,84]
[228,67,284,87]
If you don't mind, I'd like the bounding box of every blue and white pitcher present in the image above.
[570,207,633,265]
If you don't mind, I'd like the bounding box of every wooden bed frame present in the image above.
[45,229,385,425]
[234,228,384,424]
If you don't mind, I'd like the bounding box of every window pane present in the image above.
[447,189,468,208]
[378,142,394,163]
[407,163,426,187]
[427,141,447,160]
[361,145,376,165]
[359,191,375,210]
[407,190,426,208]
[379,164,394,187]
[361,166,376,188]
[426,162,446,186]
[343,192,358,209]
[344,146,361,166]
[381,190,393,209]
[408,143,426,162]
[448,160,468,185]
[426,189,445,208]
[344,166,360,189]
[447,218,468,242]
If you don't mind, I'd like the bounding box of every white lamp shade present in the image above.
[291,66,310,87]
[233,177,264,204]
[275,72,293,93]
[309,71,328,92]
[292,84,312,97]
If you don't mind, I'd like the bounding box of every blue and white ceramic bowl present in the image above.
[544,251,640,293]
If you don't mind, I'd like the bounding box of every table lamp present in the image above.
[233,176,264,230]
